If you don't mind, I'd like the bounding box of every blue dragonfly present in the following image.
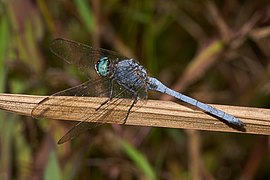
[31,38,245,144]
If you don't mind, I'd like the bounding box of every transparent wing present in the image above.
[57,82,147,144]
[31,78,111,121]
[32,76,147,144]
[50,38,128,79]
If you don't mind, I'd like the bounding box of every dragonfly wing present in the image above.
[57,77,148,144]
[32,76,147,144]
[50,38,128,78]
[57,96,134,144]
[31,78,111,119]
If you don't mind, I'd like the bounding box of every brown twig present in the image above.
[0,93,269,135]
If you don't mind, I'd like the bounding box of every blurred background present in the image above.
[0,0,270,179]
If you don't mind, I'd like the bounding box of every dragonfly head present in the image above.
[95,56,110,76]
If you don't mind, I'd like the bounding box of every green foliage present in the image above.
[0,13,8,90]
[45,151,62,180]
[75,0,95,33]
[121,139,156,180]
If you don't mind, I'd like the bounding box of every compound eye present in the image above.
[95,57,109,76]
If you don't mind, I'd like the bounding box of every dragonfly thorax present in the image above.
[114,59,148,93]
[95,57,110,76]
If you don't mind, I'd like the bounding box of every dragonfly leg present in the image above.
[123,96,138,124]
[109,79,115,99]
[96,79,115,111]
[96,98,111,111]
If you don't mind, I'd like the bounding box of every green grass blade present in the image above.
[74,0,94,33]
[45,150,62,180]
[120,140,156,180]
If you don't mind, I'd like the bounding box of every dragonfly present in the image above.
[31,38,245,144]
